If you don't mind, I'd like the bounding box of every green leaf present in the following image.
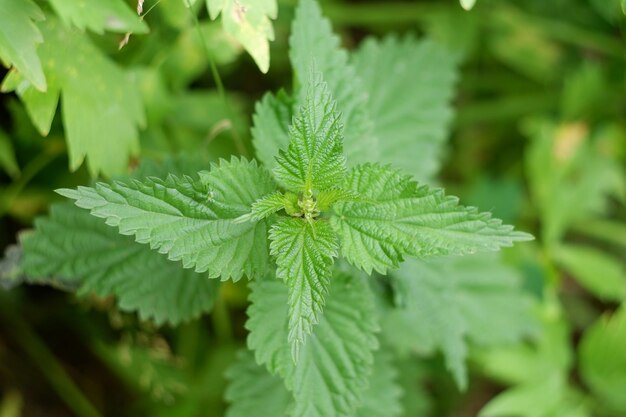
[289,0,377,165]
[225,348,401,417]
[206,0,277,73]
[554,244,626,302]
[1,69,59,136]
[236,191,298,223]
[269,218,338,360]
[332,164,533,274]
[477,306,588,417]
[251,90,292,172]
[4,18,146,176]
[0,128,20,178]
[274,71,346,193]
[525,119,625,244]
[356,351,403,417]
[0,0,46,91]
[59,157,277,281]
[352,36,458,183]
[579,305,626,413]
[247,271,379,417]
[48,0,148,34]
[225,350,292,417]
[384,255,537,389]
[316,188,359,212]
[21,204,218,325]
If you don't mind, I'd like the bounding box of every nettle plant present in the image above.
[20,0,534,415]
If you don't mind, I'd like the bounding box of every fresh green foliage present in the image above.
[352,36,458,182]
[9,0,621,416]
[21,203,218,325]
[525,119,624,245]
[579,305,626,413]
[288,0,377,165]
[0,0,46,91]
[274,71,346,193]
[477,306,588,417]
[247,272,379,417]
[205,0,277,73]
[47,0,148,34]
[554,244,626,302]
[251,90,292,172]
[59,157,276,281]
[383,255,537,389]
[2,18,145,176]
[28,1,530,415]
[225,347,402,417]
[332,164,532,274]
[225,350,292,417]
[269,218,338,360]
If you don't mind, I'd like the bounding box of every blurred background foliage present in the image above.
[0,0,625,416]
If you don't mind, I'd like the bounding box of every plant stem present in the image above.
[0,142,63,217]
[211,286,233,344]
[184,1,249,157]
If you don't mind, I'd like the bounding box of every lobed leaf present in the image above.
[332,163,533,274]
[59,157,277,281]
[269,217,338,360]
[0,0,46,91]
[21,204,218,325]
[2,18,145,176]
[206,0,277,73]
[48,0,148,34]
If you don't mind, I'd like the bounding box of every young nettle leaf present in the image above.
[236,191,299,223]
[60,157,277,281]
[274,71,347,193]
[289,0,377,165]
[331,164,533,274]
[269,218,338,360]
